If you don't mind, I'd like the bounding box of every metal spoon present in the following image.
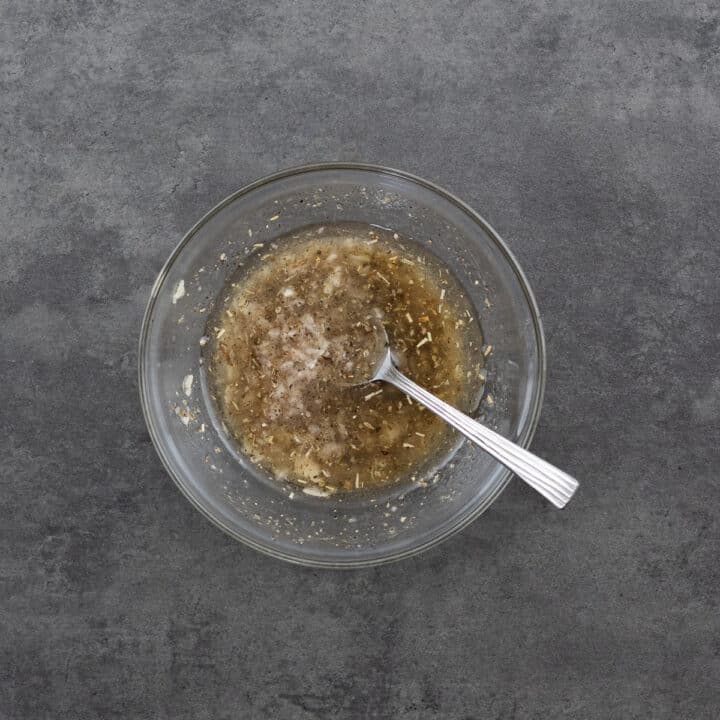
[357,333,578,508]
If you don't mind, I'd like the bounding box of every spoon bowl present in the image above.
[361,328,578,508]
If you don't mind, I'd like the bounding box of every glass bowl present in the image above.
[139,163,545,568]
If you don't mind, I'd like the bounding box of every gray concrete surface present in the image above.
[2,1,719,718]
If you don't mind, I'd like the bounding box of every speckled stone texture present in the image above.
[2,1,719,718]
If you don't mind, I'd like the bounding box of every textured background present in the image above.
[2,1,719,718]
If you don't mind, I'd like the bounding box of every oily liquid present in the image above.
[207,223,485,493]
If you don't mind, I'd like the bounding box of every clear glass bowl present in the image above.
[139,164,545,567]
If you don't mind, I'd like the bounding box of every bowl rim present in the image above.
[138,162,546,568]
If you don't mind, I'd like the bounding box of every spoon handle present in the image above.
[382,365,578,508]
